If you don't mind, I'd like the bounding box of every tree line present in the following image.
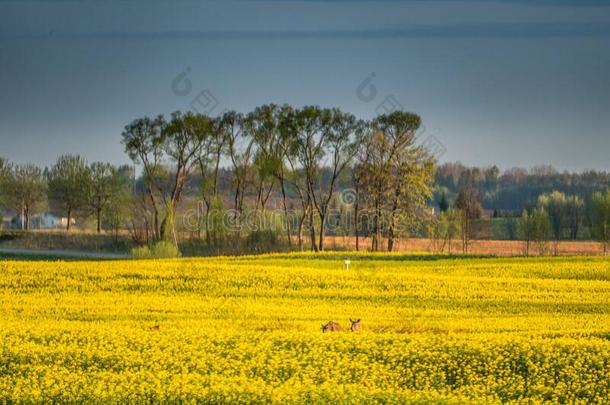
[120,106,435,252]
[0,156,132,236]
[430,173,610,255]
[435,163,610,212]
[2,104,610,255]
[516,190,610,255]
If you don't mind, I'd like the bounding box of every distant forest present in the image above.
[182,163,610,214]
[433,163,610,213]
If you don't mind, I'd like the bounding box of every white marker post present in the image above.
[344,259,351,271]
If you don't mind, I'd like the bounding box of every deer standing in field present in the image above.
[349,319,362,332]
[321,321,342,333]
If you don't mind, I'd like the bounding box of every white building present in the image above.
[10,212,69,230]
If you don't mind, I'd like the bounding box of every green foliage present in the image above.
[0,158,12,209]
[130,245,151,259]
[131,241,181,259]
[89,162,120,233]
[0,157,10,231]
[206,196,227,248]
[6,106,610,255]
[243,230,280,253]
[122,113,211,242]
[538,191,567,242]
[1,164,47,230]
[47,154,91,230]
[359,111,435,252]
[502,217,517,240]
[455,177,482,220]
[103,166,133,238]
[435,162,610,213]
[531,207,552,255]
[438,190,450,212]
[428,208,461,254]
[537,191,585,251]
[565,194,584,240]
[151,240,181,258]
[517,208,551,256]
[591,191,610,254]
[443,208,462,253]
[517,209,534,255]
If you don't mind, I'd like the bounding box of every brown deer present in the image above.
[321,321,342,333]
[349,319,362,332]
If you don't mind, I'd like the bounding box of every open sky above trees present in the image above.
[1,1,609,171]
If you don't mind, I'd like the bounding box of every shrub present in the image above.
[130,241,180,259]
[243,230,280,253]
[151,241,181,258]
[130,245,151,259]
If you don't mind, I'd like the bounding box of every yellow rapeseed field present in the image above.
[1,252,610,403]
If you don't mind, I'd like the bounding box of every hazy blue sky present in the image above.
[0,0,609,171]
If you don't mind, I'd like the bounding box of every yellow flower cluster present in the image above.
[1,253,610,403]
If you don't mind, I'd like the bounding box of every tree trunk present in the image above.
[144,216,150,244]
[297,208,307,251]
[387,208,397,252]
[372,201,381,252]
[160,218,167,241]
[461,213,470,254]
[24,205,30,231]
[204,200,211,247]
[280,179,292,249]
[387,226,395,252]
[96,208,102,233]
[318,210,326,251]
[160,198,177,243]
[66,209,72,231]
[153,209,159,240]
[197,202,202,240]
[354,184,359,252]
[234,182,243,234]
[387,193,399,252]
[309,203,318,252]
[144,187,160,240]
[261,183,273,215]
[255,178,263,213]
